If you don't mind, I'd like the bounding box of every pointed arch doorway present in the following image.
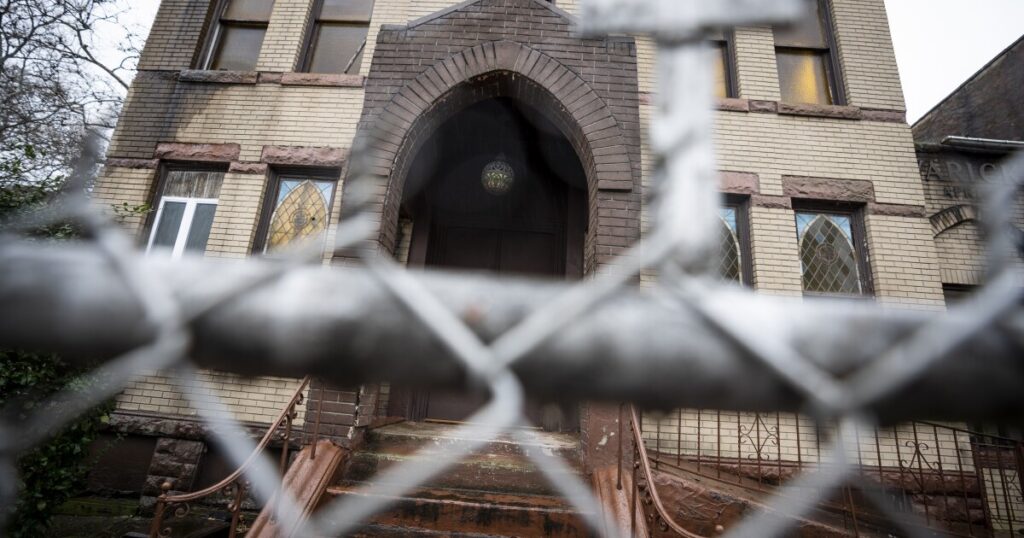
[392,97,587,432]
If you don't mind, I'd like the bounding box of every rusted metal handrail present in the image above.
[636,408,1024,537]
[620,403,713,538]
[149,376,311,538]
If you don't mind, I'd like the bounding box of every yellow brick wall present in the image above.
[92,166,156,236]
[830,0,906,110]
[934,223,985,286]
[116,371,306,425]
[206,171,267,259]
[104,0,950,426]
[136,0,209,70]
[733,26,782,102]
[257,0,317,72]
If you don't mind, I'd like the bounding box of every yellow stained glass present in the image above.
[712,42,729,99]
[777,50,832,105]
[266,180,333,252]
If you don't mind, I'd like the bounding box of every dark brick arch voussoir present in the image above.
[344,40,638,268]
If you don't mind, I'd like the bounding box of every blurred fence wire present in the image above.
[1,0,1024,536]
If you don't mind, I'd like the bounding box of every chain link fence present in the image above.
[2,0,1024,536]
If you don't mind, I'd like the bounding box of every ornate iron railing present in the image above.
[148,376,316,538]
[636,408,1024,537]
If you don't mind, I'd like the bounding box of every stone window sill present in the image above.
[177,70,365,88]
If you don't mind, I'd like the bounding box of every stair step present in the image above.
[366,422,580,461]
[345,423,583,496]
[343,449,581,496]
[325,485,592,537]
[351,523,508,537]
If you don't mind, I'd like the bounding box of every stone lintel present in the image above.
[782,175,875,203]
[154,142,240,162]
[261,145,347,167]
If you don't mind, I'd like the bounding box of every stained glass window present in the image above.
[718,207,742,283]
[264,178,336,253]
[147,169,224,258]
[796,211,862,295]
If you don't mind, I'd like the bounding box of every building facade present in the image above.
[87,0,1019,533]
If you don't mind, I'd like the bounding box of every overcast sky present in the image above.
[114,0,1023,124]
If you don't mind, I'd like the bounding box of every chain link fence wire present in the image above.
[2,0,1024,536]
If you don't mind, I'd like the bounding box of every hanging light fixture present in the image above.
[481,152,515,195]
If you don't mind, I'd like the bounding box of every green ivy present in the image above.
[0,350,112,537]
[0,144,135,536]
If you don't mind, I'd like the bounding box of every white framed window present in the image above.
[147,169,225,258]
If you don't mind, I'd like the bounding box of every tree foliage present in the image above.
[1,0,142,184]
[1,3,145,533]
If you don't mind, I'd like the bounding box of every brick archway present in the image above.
[931,204,979,236]
[343,40,639,274]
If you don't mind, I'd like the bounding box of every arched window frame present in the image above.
[793,201,873,297]
[253,167,342,254]
[720,195,753,286]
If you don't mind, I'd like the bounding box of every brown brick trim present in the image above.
[867,203,927,218]
[154,142,240,162]
[720,171,759,195]
[749,100,778,113]
[782,175,875,203]
[105,158,159,169]
[279,72,365,87]
[751,195,792,209]
[778,102,863,120]
[638,93,904,123]
[930,204,979,236]
[261,145,347,167]
[228,161,269,174]
[717,98,750,113]
[862,108,907,123]
[178,70,258,84]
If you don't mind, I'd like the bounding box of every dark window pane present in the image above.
[152,202,186,250]
[320,0,374,22]
[223,0,275,21]
[711,41,730,99]
[211,25,265,71]
[797,212,861,295]
[774,1,827,48]
[184,203,218,253]
[308,23,368,74]
[777,49,832,104]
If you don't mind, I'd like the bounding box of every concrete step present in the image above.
[343,449,581,496]
[351,523,507,537]
[326,484,592,537]
[344,422,583,496]
[365,422,581,461]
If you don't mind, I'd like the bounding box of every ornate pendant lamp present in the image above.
[481,112,515,195]
[481,153,515,195]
